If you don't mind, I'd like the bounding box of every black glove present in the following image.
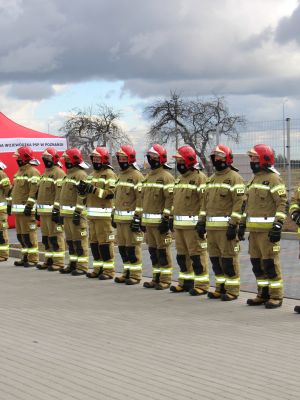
[237,223,246,241]
[169,217,174,232]
[292,212,300,226]
[130,215,141,232]
[268,222,282,243]
[24,204,32,216]
[105,193,114,200]
[35,209,40,222]
[111,212,117,228]
[72,211,81,226]
[158,216,170,234]
[226,224,237,240]
[7,204,11,216]
[52,208,60,223]
[77,180,95,196]
[196,221,206,239]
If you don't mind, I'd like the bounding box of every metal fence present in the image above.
[220,118,300,199]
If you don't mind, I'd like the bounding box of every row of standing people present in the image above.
[1,143,300,312]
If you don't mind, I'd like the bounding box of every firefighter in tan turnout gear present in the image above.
[36,148,66,271]
[54,148,89,276]
[290,182,300,313]
[170,145,209,295]
[114,145,144,285]
[77,147,117,280]
[0,161,11,261]
[197,144,245,301]
[141,144,175,290]
[240,144,287,309]
[10,146,40,267]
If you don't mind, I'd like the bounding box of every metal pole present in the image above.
[282,100,287,168]
[215,125,220,146]
[286,117,291,201]
[174,121,179,177]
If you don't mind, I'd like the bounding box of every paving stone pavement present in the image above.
[1,259,300,400]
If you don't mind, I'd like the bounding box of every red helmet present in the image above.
[91,147,110,164]
[116,145,136,164]
[42,147,60,164]
[173,145,197,168]
[210,144,233,165]
[13,146,33,162]
[62,148,83,165]
[248,144,274,167]
[147,144,168,164]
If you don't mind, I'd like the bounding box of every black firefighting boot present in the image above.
[265,299,283,309]
[144,271,160,288]
[99,273,114,280]
[156,282,171,290]
[115,267,129,283]
[47,264,62,271]
[247,296,266,306]
[170,279,194,293]
[14,254,28,266]
[24,262,38,268]
[143,281,157,288]
[208,282,224,299]
[207,291,222,299]
[87,271,100,278]
[125,278,141,285]
[59,261,77,274]
[247,287,269,306]
[189,288,208,296]
[36,263,48,270]
[221,293,238,301]
[294,305,300,313]
[115,276,126,283]
[71,269,86,276]
[37,258,53,270]
[170,284,185,293]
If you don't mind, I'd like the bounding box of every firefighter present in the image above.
[170,145,209,295]
[113,145,144,285]
[9,147,40,267]
[0,161,11,261]
[240,144,287,309]
[36,148,66,271]
[197,144,245,301]
[290,185,300,313]
[77,147,117,280]
[55,148,89,276]
[141,144,175,290]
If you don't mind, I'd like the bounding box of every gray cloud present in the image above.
[7,82,55,100]
[275,2,300,44]
[0,0,299,99]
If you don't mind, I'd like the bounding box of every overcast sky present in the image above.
[0,0,300,150]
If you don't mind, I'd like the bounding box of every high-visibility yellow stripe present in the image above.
[270,185,286,194]
[194,274,210,282]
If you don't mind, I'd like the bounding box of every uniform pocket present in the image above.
[257,188,268,200]
[219,188,230,198]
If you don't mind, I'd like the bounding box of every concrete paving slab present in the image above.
[0,260,300,400]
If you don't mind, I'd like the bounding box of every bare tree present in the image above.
[60,104,131,156]
[145,92,246,165]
